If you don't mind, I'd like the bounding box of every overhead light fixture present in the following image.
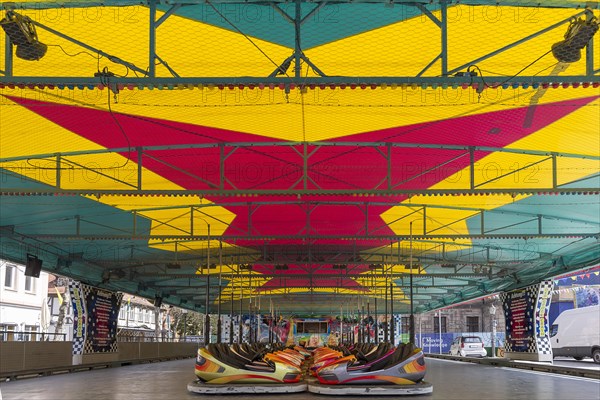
[101,269,126,283]
[0,11,47,61]
[552,16,599,63]
[25,254,42,277]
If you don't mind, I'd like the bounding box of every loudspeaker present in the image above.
[552,17,599,63]
[25,254,42,277]
[0,11,47,61]
[154,296,163,307]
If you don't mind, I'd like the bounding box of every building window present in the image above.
[433,316,447,333]
[137,308,143,322]
[24,276,36,293]
[0,324,17,341]
[119,306,126,320]
[3,264,16,290]
[144,310,150,323]
[50,297,61,315]
[401,317,410,334]
[128,306,135,322]
[466,316,479,333]
[24,325,38,341]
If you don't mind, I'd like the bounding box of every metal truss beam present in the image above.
[2,143,598,195]
[118,200,599,232]
[1,75,598,86]
[5,232,597,241]
[1,2,598,84]
[4,142,596,163]
[141,272,489,279]
[1,1,597,11]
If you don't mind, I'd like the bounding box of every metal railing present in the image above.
[0,331,67,341]
[116,335,204,344]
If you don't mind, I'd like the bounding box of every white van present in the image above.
[550,305,600,363]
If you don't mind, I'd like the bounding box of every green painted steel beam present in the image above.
[1,75,599,86]
[2,142,598,163]
[1,1,597,10]
[1,187,598,196]
[140,272,491,279]
[3,232,598,240]
[102,201,599,228]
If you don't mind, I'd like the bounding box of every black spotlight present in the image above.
[25,254,43,278]
[552,17,599,63]
[0,11,47,61]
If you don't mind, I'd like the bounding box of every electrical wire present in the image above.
[47,44,99,60]
[49,44,129,78]
[204,0,289,78]
[25,68,132,171]
[103,72,132,168]
[468,48,554,89]
[532,62,561,76]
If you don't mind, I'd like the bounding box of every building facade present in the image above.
[0,259,50,341]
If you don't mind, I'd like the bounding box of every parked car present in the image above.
[449,336,487,357]
[551,305,600,363]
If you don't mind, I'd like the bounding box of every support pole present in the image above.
[409,221,415,345]
[438,311,442,354]
[148,0,157,78]
[384,278,389,343]
[374,296,378,344]
[269,298,273,344]
[390,282,395,346]
[441,0,448,76]
[340,304,344,345]
[204,224,211,346]
[366,299,370,344]
[294,0,302,79]
[238,294,243,344]
[4,34,12,77]
[216,241,222,344]
[586,9,595,77]
[230,290,234,344]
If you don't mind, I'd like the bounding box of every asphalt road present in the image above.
[1,357,599,400]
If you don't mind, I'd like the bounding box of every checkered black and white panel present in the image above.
[81,284,94,354]
[72,338,84,355]
[377,327,386,342]
[232,316,242,343]
[525,284,538,354]
[221,315,231,342]
[393,314,402,330]
[68,280,86,355]
[537,337,552,354]
[373,314,398,343]
[535,280,554,355]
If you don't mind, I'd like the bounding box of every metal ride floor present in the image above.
[0,358,598,400]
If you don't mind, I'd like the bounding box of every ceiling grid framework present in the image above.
[0,0,599,314]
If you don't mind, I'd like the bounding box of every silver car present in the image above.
[449,336,487,357]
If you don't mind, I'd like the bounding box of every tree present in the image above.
[171,309,203,338]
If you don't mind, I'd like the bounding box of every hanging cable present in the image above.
[467,48,554,90]
[204,0,290,78]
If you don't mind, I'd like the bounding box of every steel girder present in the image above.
[1,1,598,85]
[2,143,598,194]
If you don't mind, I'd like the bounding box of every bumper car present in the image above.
[315,343,426,385]
[194,343,303,384]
